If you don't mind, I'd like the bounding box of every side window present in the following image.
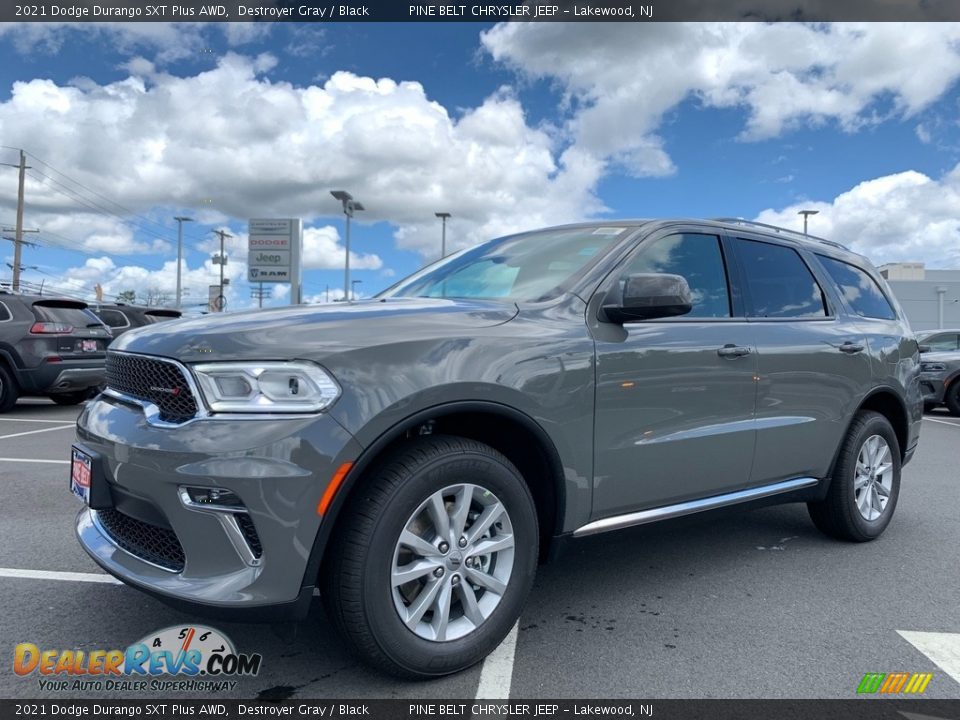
[0,302,11,322]
[95,309,129,328]
[922,333,959,351]
[621,233,731,318]
[735,239,827,319]
[817,256,897,321]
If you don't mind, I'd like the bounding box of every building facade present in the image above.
[879,263,960,332]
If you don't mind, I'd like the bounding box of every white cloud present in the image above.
[481,23,960,176]
[0,53,603,259]
[755,165,960,267]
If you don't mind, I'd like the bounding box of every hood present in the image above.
[111,298,519,362]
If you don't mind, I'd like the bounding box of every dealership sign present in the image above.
[248,219,303,302]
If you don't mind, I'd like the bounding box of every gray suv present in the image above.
[0,292,110,411]
[72,219,921,678]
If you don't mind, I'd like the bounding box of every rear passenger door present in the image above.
[732,237,873,485]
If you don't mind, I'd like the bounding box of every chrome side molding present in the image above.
[573,477,819,537]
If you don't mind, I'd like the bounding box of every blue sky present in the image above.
[2,22,960,310]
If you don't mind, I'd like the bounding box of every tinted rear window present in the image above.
[0,302,11,322]
[735,239,827,318]
[817,256,897,320]
[144,310,181,323]
[33,303,102,328]
[94,309,130,328]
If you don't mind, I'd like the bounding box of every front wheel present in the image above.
[808,410,901,542]
[0,364,18,413]
[322,435,538,678]
[945,383,960,417]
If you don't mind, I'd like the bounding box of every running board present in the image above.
[573,477,819,538]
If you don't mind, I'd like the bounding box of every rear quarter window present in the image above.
[94,309,130,328]
[0,302,11,322]
[817,256,897,320]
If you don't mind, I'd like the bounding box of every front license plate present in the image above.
[81,339,97,352]
[70,447,93,504]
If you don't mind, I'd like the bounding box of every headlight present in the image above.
[921,362,946,372]
[191,361,340,413]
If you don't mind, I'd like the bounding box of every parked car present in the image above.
[71,219,921,678]
[89,303,182,338]
[0,292,111,411]
[916,330,960,414]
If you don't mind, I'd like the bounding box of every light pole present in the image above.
[174,216,193,309]
[798,209,819,235]
[351,279,362,301]
[435,212,451,259]
[331,190,365,303]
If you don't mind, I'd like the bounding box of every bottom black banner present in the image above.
[1,700,959,720]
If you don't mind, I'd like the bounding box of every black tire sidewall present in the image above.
[839,414,902,540]
[0,365,17,412]
[946,383,960,416]
[361,451,538,677]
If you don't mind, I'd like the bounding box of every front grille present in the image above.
[106,352,198,423]
[96,507,185,572]
[235,513,263,558]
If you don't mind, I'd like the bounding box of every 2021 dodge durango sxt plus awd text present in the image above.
[72,219,922,677]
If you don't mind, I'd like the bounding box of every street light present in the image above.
[435,212,451,259]
[174,216,194,309]
[798,209,819,235]
[331,190,365,303]
[351,279,363,301]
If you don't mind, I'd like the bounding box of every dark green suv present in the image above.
[72,219,922,678]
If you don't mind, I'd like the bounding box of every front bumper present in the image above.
[920,373,947,405]
[74,394,362,618]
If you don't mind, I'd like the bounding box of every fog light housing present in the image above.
[179,486,245,513]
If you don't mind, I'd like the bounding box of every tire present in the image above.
[49,391,88,406]
[808,410,901,542]
[322,435,539,678]
[945,383,960,417]
[0,364,18,413]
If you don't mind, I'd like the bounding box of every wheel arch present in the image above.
[304,401,567,597]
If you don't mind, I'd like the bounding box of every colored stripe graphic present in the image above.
[857,673,886,693]
[857,672,933,694]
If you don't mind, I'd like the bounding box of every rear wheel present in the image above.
[0,365,18,413]
[945,383,960,417]
[49,391,89,406]
[322,435,538,678]
[808,410,901,542]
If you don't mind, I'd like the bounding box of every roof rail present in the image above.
[711,217,849,251]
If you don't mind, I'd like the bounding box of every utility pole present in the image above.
[212,229,232,312]
[174,216,194,309]
[0,150,31,292]
[325,284,329,303]
[435,212,451,259]
[250,282,271,308]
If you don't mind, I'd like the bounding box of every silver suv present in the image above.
[71,219,922,678]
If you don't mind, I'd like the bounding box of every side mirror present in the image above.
[602,273,693,324]
[918,344,931,353]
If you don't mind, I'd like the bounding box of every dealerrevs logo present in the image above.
[14,625,261,693]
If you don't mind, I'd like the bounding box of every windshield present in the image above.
[381,226,629,302]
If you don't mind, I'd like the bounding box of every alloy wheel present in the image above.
[854,434,893,521]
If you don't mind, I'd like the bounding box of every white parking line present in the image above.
[0,424,74,440]
[924,417,960,428]
[898,630,960,685]
[0,457,70,464]
[474,621,519,701]
[0,417,78,424]
[0,567,122,585]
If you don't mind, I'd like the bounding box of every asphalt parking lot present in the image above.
[1,399,958,700]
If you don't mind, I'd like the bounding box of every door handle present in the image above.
[717,344,752,358]
[839,341,865,354]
